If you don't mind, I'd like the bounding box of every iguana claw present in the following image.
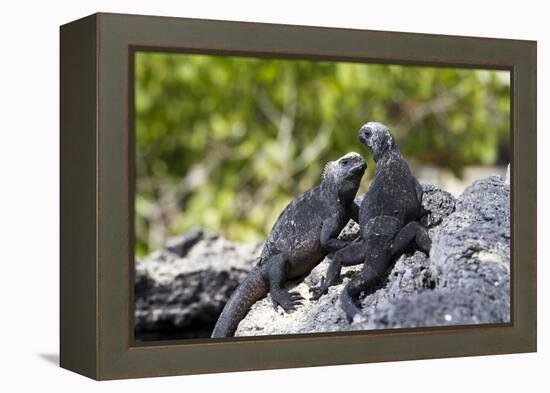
[309,277,329,300]
[271,290,304,312]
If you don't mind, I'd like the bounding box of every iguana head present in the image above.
[322,152,366,201]
[358,122,397,162]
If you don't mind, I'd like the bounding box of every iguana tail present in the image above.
[211,267,268,338]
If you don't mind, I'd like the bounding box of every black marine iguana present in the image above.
[309,122,431,322]
[211,152,367,337]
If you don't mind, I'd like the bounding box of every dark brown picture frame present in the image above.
[60,12,537,380]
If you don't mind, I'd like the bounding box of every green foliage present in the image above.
[135,52,510,257]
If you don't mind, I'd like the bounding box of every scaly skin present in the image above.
[310,122,431,322]
[211,152,367,337]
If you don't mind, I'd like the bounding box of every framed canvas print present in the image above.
[60,12,537,380]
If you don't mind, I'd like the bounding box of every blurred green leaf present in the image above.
[134,52,510,257]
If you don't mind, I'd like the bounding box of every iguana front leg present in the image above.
[319,213,350,253]
[310,239,366,300]
[309,215,360,300]
[341,253,391,322]
[266,254,304,312]
[340,215,401,322]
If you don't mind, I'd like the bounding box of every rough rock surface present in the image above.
[235,176,509,336]
[135,176,510,339]
[134,228,261,340]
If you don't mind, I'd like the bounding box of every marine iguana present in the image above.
[211,152,367,337]
[309,122,431,322]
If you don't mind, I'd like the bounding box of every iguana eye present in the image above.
[341,159,349,166]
